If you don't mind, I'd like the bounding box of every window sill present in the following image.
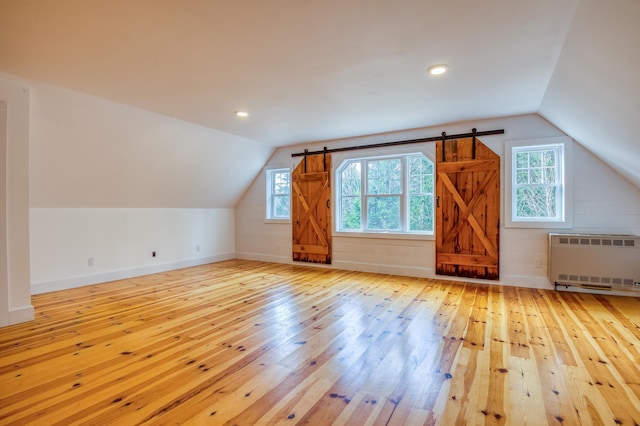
[333,231,435,241]
[264,218,292,224]
[504,219,573,229]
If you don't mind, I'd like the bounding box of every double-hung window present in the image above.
[265,168,291,221]
[336,153,434,234]
[505,136,572,228]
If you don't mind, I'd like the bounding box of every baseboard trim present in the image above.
[235,252,293,265]
[31,253,235,294]
[497,274,553,290]
[332,260,435,278]
[235,252,435,277]
[9,304,35,324]
[235,252,553,289]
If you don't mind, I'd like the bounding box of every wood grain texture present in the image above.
[1,260,639,425]
[436,137,500,280]
[292,154,332,264]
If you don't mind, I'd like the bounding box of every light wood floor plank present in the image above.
[1,259,640,425]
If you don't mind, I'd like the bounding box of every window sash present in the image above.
[272,193,290,218]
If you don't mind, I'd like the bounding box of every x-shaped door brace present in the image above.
[438,170,498,257]
[292,173,329,248]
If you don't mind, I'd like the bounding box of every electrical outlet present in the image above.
[534,258,542,268]
[196,245,200,252]
[88,257,94,267]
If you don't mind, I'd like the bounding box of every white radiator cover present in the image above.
[549,233,640,294]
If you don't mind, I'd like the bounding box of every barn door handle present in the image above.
[436,196,440,208]
[327,199,331,209]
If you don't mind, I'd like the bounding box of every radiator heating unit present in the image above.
[549,233,640,295]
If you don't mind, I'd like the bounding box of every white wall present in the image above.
[540,0,640,189]
[0,74,33,326]
[235,114,640,289]
[30,82,273,208]
[30,208,235,294]
[27,80,273,295]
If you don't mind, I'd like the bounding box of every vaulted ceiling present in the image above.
[1,0,639,188]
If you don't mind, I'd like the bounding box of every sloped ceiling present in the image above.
[540,0,640,189]
[0,0,638,188]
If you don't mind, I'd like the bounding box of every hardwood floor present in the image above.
[1,260,640,425]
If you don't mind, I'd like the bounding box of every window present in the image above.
[266,168,291,220]
[336,153,434,234]
[505,137,572,228]
[513,145,562,219]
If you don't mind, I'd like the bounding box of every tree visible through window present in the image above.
[337,153,434,234]
[512,144,563,221]
[340,162,361,230]
[408,154,434,231]
[266,168,290,220]
[367,158,401,230]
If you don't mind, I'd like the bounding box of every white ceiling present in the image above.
[1,0,639,187]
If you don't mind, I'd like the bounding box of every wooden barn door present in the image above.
[292,153,332,264]
[435,137,500,279]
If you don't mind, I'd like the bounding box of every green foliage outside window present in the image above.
[514,147,560,219]
[266,169,291,220]
[367,196,401,229]
[340,162,362,229]
[273,171,290,218]
[338,153,434,233]
[408,156,434,231]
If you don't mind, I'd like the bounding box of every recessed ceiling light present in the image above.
[235,110,249,117]
[428,64,448,75]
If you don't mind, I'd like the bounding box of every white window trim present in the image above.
[504,136,573,229]
[333,146,436,240]
[333,230,434,241]
[264,167,292,224]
